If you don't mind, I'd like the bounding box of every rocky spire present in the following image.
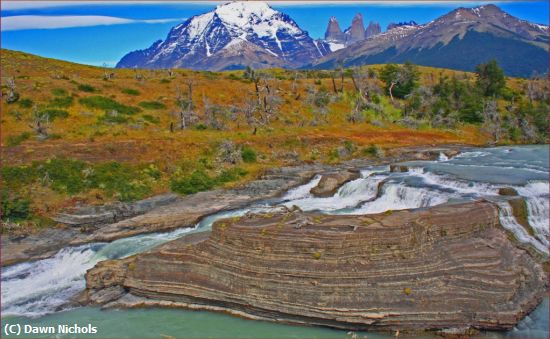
[324,16,345,42]
[346,13,366,45]
[365,21,381,38]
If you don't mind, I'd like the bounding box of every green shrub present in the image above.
[363,144,380,157]
[41,108,69,120]
[90,162,152,201]
[170,169,216,195]
[142,164,161,180]
[49,95,73,108]
[241,146,257,163]
[1,191,31,221]
[77,84,96,92]
[194,124,208,130]
[142,114,160,124]
[121,88,140,96]
[51,88,68,96]
[79,96,140,115]
[6,132,32,147]
[98,112,130,124]
[1,166,37,190]
[216,167,248,183]
[343,140,355,154]
[18,98,33,108]
[39,158,88,194]
[139,101,166,110]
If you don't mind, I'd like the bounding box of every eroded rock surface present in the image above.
[84,201,547,331]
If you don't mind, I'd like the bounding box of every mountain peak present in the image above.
[346,12,366,44]
[325,16,345,42]
[116,1,328,70]
[215,1,276,24]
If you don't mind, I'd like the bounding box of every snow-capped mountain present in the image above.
[116,1,330,70]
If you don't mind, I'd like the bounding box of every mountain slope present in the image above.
[311,5,549,77]
[116,1,329,70]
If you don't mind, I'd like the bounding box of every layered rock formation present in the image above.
[84,201,547,332]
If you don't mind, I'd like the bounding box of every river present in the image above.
[2,145,548,338]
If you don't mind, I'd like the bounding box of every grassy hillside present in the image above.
[0,49,545,233]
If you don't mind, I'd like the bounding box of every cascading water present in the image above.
[2,145,548,339]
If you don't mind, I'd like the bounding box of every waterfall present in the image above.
[282,175,321,200]
[495,201,548,254]
[3,145,549,322]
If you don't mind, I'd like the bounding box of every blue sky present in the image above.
[1,1,548,67]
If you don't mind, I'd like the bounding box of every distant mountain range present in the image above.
[324,14,382,52]
[116,2,549,77]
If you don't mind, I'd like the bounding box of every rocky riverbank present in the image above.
[82,201,548,332]
[1,145,464,266]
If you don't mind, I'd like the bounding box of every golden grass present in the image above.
[0,48,495,227]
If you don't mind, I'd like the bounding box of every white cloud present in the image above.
[1,15,183,31]
[1,0,517,11]
[1,1,222,10]
[270,1,504,7]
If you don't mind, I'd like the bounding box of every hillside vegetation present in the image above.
[1,49,547,233]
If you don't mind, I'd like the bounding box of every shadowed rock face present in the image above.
[365,21,381,38]
[325,17,345,42]
[85,201,547,331]
[346,13,366,45]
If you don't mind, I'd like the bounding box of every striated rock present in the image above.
[2,165,321,266]
[365,21,381,38]
[54,194,180,228]
[309,170,360,197]
[84,201,547,331]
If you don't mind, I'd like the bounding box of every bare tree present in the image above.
[241,93,261,134]
[482,99,501,142]
[102,62,115,80]
[4,77,19,103]
[217,140,242,164]
[28,106,49,139]
[350,66,380,103]
[526,72,548,103]
[306,85,332,125]
[176,79,197,129]
[133,67,144,81]
[203,95,227,130]
[291,71,301,97]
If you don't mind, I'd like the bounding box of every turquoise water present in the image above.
[3,299,548,339]
[2,145,548,338]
